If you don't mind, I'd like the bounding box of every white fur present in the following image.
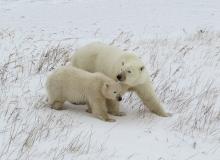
[71,42,170,117]
[46,66,123,121]
[71,42,147,86]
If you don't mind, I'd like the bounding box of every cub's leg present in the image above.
[106,99,126,116]
[86,103,92,113]
[89,98,115,122]
[72,102,86,105]
[134,81,170,117]
[51,101,64,110]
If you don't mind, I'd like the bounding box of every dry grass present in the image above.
[36,44,70,73]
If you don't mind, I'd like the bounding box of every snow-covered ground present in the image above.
[0,0,220,160]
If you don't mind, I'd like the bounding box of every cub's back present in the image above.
[47,66,96,88]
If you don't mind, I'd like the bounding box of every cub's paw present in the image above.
[106,118,116,122]
[95,114,116,122]
[108,111,126,116]
[51,105,63,110]
[86,108,92,113]
[114,112,126,116]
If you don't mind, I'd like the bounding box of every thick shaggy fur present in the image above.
[71,42,169,117]
[46,66,123,122]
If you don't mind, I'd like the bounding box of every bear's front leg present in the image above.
[106,99,126,116]
[134,81,170,117]
[89,98,116,122]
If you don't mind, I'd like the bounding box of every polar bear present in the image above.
[46,66,123,122]
[70,42,170,117]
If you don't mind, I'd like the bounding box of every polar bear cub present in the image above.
[46,66,122,122]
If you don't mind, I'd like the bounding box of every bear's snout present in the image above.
[117,95,122,101]
[117,73,126,81]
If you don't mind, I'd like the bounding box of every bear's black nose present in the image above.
[117,74,122,81]
[117,96,122,101]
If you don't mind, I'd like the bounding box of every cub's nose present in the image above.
[117,96,122,101]
[117,74,122,81]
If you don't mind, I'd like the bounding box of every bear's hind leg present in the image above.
[106,99,126,116]
[89,98,115,122]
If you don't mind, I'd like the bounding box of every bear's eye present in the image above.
[127,70,131,73]
[113,91,117,94]
[140,66,145,71]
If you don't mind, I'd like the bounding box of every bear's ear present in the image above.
[140,66,145,71]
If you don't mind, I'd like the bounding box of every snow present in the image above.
[0,0,220,160]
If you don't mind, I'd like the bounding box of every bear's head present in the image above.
[101,80,122,101]
[115,54,147,86]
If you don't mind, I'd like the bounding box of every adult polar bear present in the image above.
[71,42,169,117]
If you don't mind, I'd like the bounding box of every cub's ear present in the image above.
[104,82,109,88]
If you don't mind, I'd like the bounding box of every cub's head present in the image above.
[115,55,147,86]
[101,80,122,101]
